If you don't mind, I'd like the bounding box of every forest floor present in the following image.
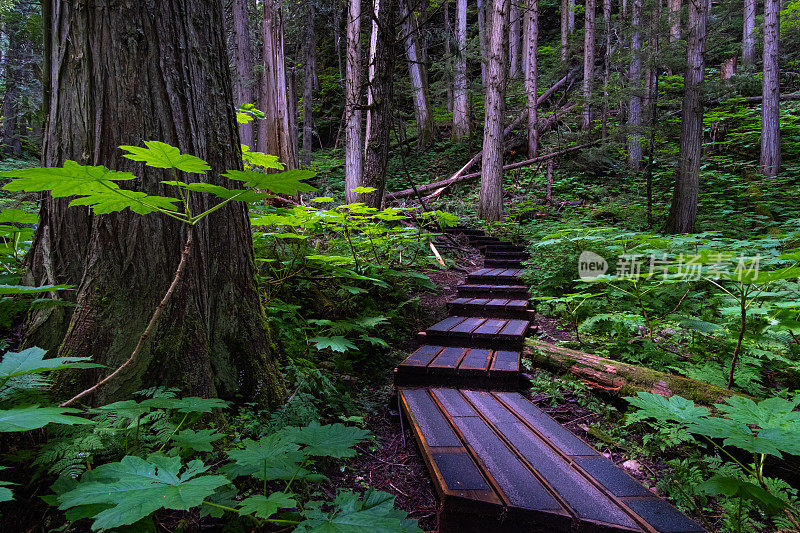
[324,243,693,533]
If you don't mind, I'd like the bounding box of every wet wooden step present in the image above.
[398,387,706,533]
[395,345,520,389]
[484,250,529,260]
[457,283,530,299]
[466,268,525,284]
[422,316,530,349]
[483,258,525,268]
[447,297,529,320]
[485,244,526,254]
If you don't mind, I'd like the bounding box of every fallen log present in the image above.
[409,140,598,202]
[525,338,743,405]
[385,72,575,202]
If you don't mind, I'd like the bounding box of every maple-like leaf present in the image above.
[281,422,371,459]
[237,492,297,519]
[120,141,211,174]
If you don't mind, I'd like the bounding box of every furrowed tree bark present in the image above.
[760,0,781,177]
[560,0,570,63]
[478,0,487,85]
[444,0,454,112]
[668,0,681,43]
[526,339,744,405]
[362,0,395,207]
[1,4,31,157]
[231,0,255,149]
[525,0,539,157]
[601,0,611,138]
[742,0,756,69]
[480,0,510,221]
[666,0,709,234]
[344,0,364,203]
[627,0,643,170]
[453,0,470,139]
[302,2,316,164]
[582,0,596,130]
[508,0,521,78]
[29,0,287,407]
[400,0,435,150]
[259,0,298,169]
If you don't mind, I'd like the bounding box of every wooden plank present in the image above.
[498,319,529,338]
[401,388,462,447]
[449,297,472,305]
[470,268,492,276]
[462,390,641,531]
[473,319,507,337]
[450,317,487,335]
[400,345,444,369]
[468,298,491,306]
[490,351,520,372]
[429,347,469,371]
[485,298,510,307]
[428,316,468,333]
[623,499,705,533]
[458,348,493,371]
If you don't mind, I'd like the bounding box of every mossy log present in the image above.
[525,338,744,405]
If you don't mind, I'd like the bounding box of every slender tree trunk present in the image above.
[643,0,661,117]
[401,0,435,149]
[259,0,298,169]
[478,0,487,85]
[345,0,364,202]
[480,0,510,221]
[560,0,569,63]
[666,0,709,233]
[231,0,255,148]
[1,8,25,156]
[582,0,596,129]
[453,0,470,138]
[365,0,381,145]
[302,4,316,164]
[742,0,756,69]
[760,0,781,177]
[509,0,521,77]
[28,0,286,407]
[668,0,681,42]
[363,0,396,207]
[444,0,454,112]
[602,0,611,138]
[334,0,345,83]
[525,0,539,157]
[627,0,643,170]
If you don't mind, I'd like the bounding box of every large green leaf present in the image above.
[699,475,786,513]
[0,284,72,295]
[281,422,370,459]
[170,429,224,452]
[0,346,98,381]
[68,189,181,215]
[625,392,710,425]
[309,336,358,353]
[0,406,91,432]
[225,433,312,481]
[296,489,422,533]
[237,492,297,519]
[120,141,211,174]
[161,181,272,202]
[241,146,284,170]
[140,397,229,413]
[0,467,13,503]
[224,169,317,195]
[0,208,37,224]
[58,454,229,531]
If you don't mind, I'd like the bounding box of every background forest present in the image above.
[0,0,799,531]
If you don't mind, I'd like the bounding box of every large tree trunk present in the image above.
[344,0,364,203]
[453,0,470,139]
[400,0,435,150]
[627,0,643,170]
[478,0,487,85]
[508,0,521,78]
[665,0,709,233]
[259,0,298,169]
[560,0,569,63]
[479,0,510,221]
[582,0,596,130]
[668,0,681,43]
[334,0,345,83]
[525,0,539,157]
[231,0,255,149]
[760,0,781,177]
[444,0,454,112]
[742,0,756,69]
[363,0,396,208]
[601,0,611,138]
[27,0,287,407]
[302,3,316,163]
[1,6,29,157]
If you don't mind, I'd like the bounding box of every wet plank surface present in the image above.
[396,345,521,389]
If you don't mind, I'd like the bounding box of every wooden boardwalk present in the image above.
[394,227,705,533]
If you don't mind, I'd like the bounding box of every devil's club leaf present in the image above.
[1,161,136,197]
[0,347,97,380]
[296,489,422,533]
[237,492,297,519]
[170,429,224,452]
[0,406,91,432]
[68,189,181,215]
[224,169,317,195]
[0,208,37,224]
[699,476,786,513]
[120,141,211,174]
[625,392,710,425]
[58,454,228,531]
[281,422,370,458]
[141,397,229,414]
[0,284,73,295]
[309,336,358,353]
[225,433,312,481]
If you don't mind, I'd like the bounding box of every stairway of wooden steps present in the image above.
[393,226,704,532]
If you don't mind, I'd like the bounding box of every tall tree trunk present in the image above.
[363,0,396,207]
[560,0,569,62]
[401,0,435,150]
[478,0,487,85]
[525,0,539,157]
[365,0,381,145]
[334,0,345,83]
[259,0,298,169]
[444,0,454,112]
[28,0,287,407]
[666,0,709,233]
[231,0,255,148]
[643,0,661,117]
[668,0,681,43]
[582,0,596,129]
[602,0,611,138]
[1,7,26,157]
[742,0,756,69]
[760,0,780,176]
[480,0,510,221]
[344,0,364,202]
[302,3,316,164]
[509,0,521,78]
[453,0,470,139]
[627,0,643,170]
